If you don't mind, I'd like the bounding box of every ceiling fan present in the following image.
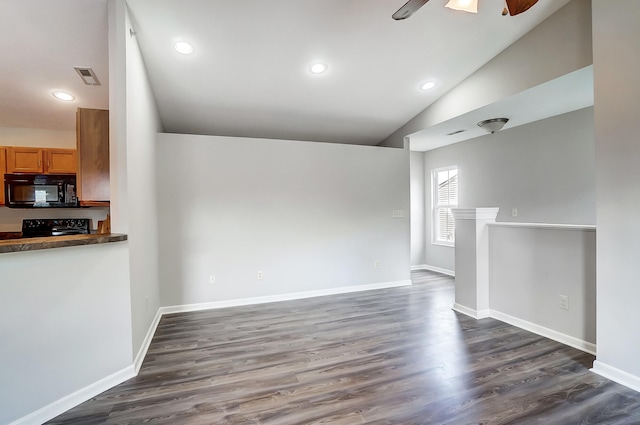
[392,0,539,20]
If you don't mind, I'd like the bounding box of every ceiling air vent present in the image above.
[74,67,101,86]
[447,129,466,136]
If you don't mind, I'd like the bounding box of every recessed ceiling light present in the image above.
[310,63,328,74]
[174,41,194,55]
[53,91,75,101]
[420,81,437,91]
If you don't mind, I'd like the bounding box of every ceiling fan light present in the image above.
[477,118,509,134]
[445,0,479,13]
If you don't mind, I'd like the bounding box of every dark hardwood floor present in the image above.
[47,271,640,424]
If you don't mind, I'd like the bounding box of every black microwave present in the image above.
[4,174,78,208]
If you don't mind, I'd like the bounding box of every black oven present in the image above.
[4,174,78,208]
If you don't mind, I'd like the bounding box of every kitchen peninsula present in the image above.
[0,233,127,254]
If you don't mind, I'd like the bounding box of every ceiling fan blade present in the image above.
[392,0,430,20]
[504,0,539,16]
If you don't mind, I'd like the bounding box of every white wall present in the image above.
[108,0,163,360]
[0,127,76,148]
[0,242,132,425]
[382,0,592,148]
[421,107,595,271]
[157,134,410,306]
[122,3,163,359]
[592,0,640,389]
[410,151,425,266]
[489,225,596,346]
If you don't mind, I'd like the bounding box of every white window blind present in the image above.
[433,167,458,245]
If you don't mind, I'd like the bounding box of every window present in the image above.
[432,166,458,246]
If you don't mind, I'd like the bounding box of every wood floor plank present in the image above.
[46,271,640,424]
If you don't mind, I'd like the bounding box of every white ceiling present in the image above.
[0,0,109,132]
[2,0,573,146]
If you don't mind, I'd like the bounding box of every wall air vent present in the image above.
[74,67,101,86]
[447,130,466,136]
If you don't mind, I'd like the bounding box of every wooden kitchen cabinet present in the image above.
[4,147,76,174]
[76,108,109,206]
[0,147,5,205]
[45,148,77,174]
[6,147,44,173]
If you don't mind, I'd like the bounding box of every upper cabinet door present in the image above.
[6,147,44,173]
[45,149,77,174]
[77,108,110,205]
[0,147,6,205]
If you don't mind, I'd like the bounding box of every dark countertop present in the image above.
[0,233,128,254]
[0,232,24,240]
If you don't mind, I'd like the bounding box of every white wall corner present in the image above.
[8,366,135,425]
[12,304,163,425]
[591,360,640,393]
[452,303,489,319]
[134,308,162,373]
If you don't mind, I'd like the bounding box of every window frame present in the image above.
[431,165,458,247]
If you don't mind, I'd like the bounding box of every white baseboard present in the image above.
[452,305,596,355]
[490,309,597,355]
[161,280,413,315]
[410,264,455,277]
[591,360,640,393]
[476,309,491,319]
[134,309,163,373]
[452,303,474,318]
[9,365,135,425]
[452,303,490,319]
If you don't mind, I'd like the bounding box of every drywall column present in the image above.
[591,0,640,392]
[451,208,499,319]
[410,151,426,267]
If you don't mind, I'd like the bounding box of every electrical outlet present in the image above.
[511,208,518,217]
[209,274,216,285]
[374,260,381,269]
[257,270,263,280]
[559,295,569,310]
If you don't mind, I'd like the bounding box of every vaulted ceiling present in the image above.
[2,0,573,146]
